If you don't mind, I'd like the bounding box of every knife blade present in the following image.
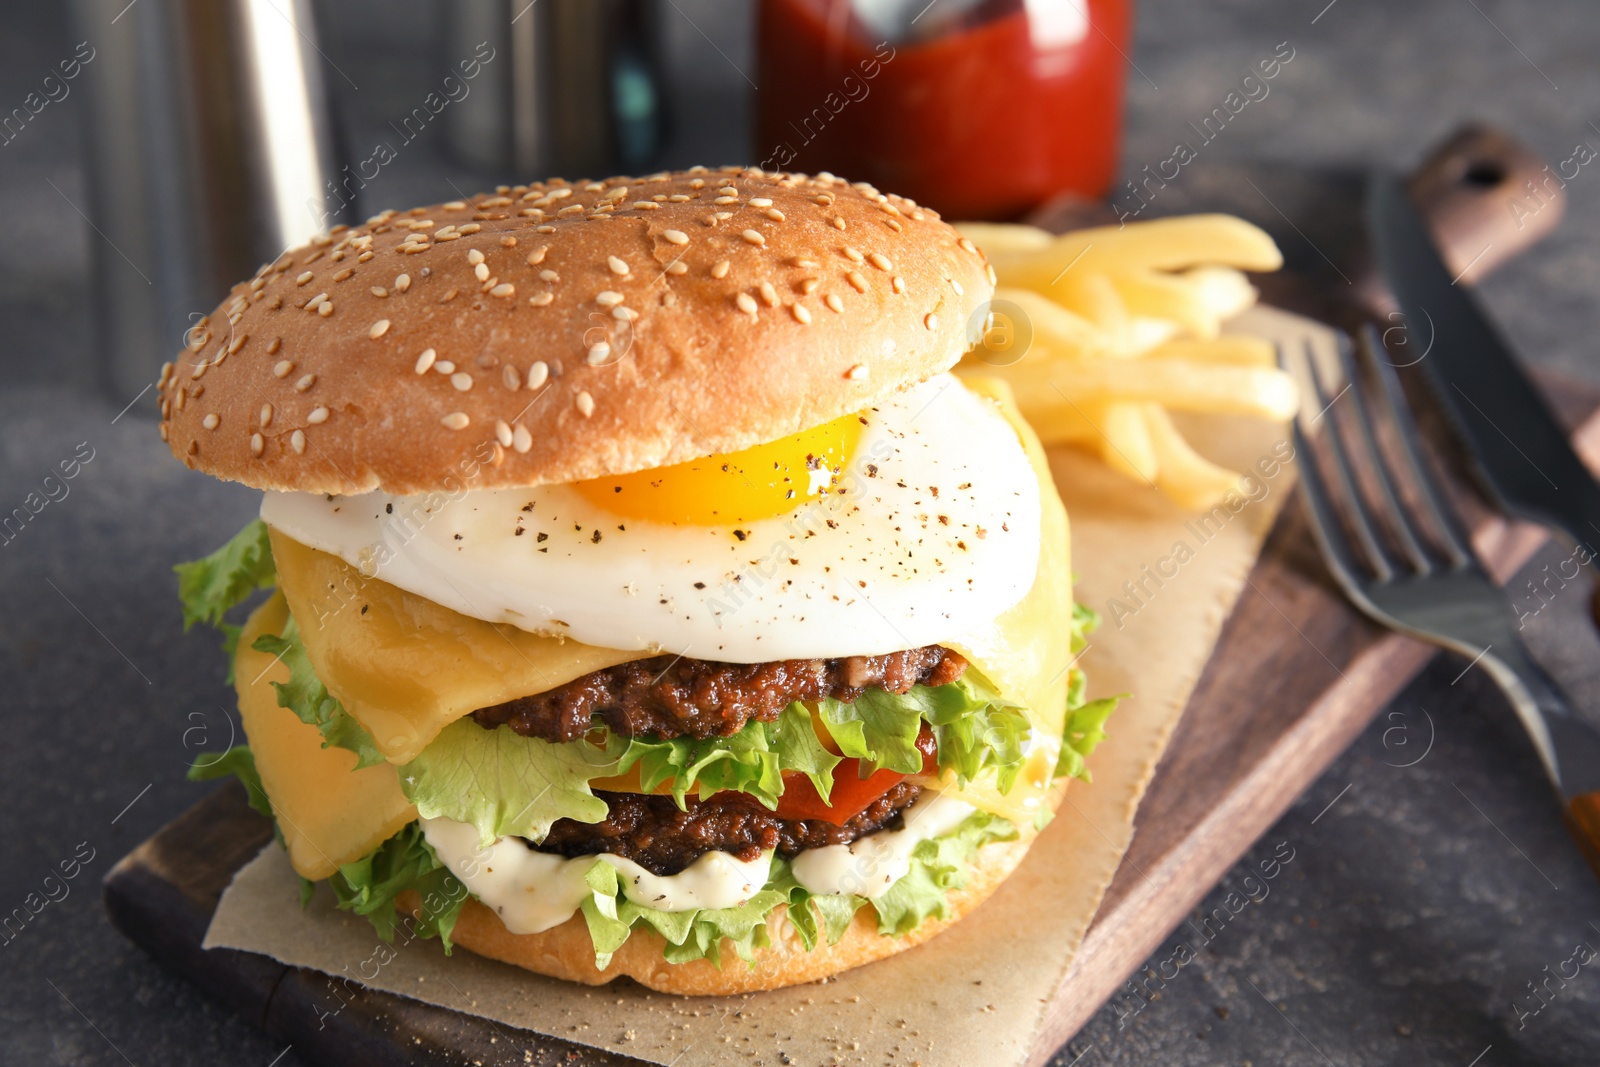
[1369,170,1600,554]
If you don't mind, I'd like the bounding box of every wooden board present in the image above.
[105,375,1600,1067]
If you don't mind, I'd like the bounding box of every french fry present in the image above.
[992,215,1282,295]
[1048,358,1299,421]
[1143,405,1243,510]
[1107,267,1219,339]
[1177,265,1258,322]
[987,287,1113,361]
[1098,403,1158,485]
[1148,335,1277,367]
[953,222,1053,256]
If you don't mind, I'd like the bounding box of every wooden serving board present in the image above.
[104,372,1600,1067]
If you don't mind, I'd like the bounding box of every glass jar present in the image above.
[755,0,1131,220]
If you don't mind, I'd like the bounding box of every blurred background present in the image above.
[3,1,1599,1065]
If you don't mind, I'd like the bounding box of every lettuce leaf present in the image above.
[251,615,385,769]
[324,822,469,950]
[401,717,614,844]
[186,744,274,820]
[871,812,1016,935]
[816,672,1032,792]
[1054,601,1123,782]
[175,518,277,683]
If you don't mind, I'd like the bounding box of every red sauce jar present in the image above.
[756,0,1131,220]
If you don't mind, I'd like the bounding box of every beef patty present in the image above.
[532,782,924,876]
[474,645,967,742]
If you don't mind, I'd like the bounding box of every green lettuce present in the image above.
[175,518,277,682]
[325,822,469,950]
[1054,601,1124,782]
[871,811,1016,935]
[187,744,274,820]
[251,617,385,769]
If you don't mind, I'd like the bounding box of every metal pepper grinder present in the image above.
[71,0,348,407]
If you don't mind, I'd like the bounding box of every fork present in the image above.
[1284,324,1600,880]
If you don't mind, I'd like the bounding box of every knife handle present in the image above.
[1566,792,1600,883]
[1407,124,1565,285]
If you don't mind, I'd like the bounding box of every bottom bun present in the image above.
[405,784,1062,996]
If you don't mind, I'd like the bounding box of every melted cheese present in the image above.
[233,593,417,879]
[270,530,639,764]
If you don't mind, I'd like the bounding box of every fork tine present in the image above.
[1340,328,1435,574]
[1302,335,1397,583]
[1363,324,1475,568]
[1279,341,1378,593]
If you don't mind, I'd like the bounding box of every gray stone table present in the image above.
[2,1,1597,1064]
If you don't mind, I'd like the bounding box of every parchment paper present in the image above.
[205,307,1333,1067]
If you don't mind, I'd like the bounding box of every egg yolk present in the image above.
[573,411,865,526]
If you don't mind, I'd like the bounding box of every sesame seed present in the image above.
[459,223,481,234]
[846,270,868,293]
[274,359,294,378]
[766,208,785,221]
[369,319,391,338]
[250,433,264,456]
[467,249,485,265]
[539,269,559,282]
[924,313,939,330]
[450,372,473,391]
[434,360,455,374]
[959,237,979,254]
[613,306,637,322]
[741,229,765,246]
[307,406,330,424]
[489,282,515,297]
[793,257,819,268]
[575,391,595,417]
[501,235,517,247]
[333,267,354,281]
[474,262,490,281]
[596,290,624,308]
[415,348,436,374]
[228,333,249,354]
[607,255,630,275]
[527,246,548,266]
[825,293,844,313]
[845,364,869,380]
[759,281,778,307]
[295,374,317,392]
[202,413,220,430]
[892,276,906,294]
[735,292,760,315]
[317,301,334,317]
[260,403,273,427]
[986,263,997,285]
[441,412,470,430]
[950,279,964,295]
[371,286,388,297]
[158,423,169,442]
[712,212,731,223]
[749,197,773,207]
[290,429,306,454]
[173,389,186,411]
[710,260,731,279]
[512,423,532,453]
[886,218,903,232]
[792,303,812,324]
[304,292,327,312]
[798,277,820,294]
[529,292,554,307]
[536,225,555,234]
[558,205,584,217]
[358,250,374,262]
[296,271,314,285]
[662,229,688,245]
[666,261,688,275]
[633,201,659,210]
[869,252,892,271]
[586,342,611,365]
[395,273,412,292]
[718,186,738,196]
[668,194,691,203]
[495,419,513,447]
[843,247,864,263]
[266,336,282,355]
[503,364,522,390]
[527,361,549,389]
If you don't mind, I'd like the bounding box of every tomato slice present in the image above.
[774,728,939,825]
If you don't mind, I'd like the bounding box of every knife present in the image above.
[1370,168,1600,555]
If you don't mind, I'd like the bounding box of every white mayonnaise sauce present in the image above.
[422,817,772,935]
[790,790,978,899]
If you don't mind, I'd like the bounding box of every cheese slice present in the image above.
[234,592,417,879]
[270,530,640,763]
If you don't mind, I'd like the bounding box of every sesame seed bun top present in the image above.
[157,166,995,495]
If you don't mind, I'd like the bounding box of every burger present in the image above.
[164,167,1116,995]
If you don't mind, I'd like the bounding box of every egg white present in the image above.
[260,375,1041,661]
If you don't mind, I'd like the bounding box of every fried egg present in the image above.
[260,375,1041,661]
